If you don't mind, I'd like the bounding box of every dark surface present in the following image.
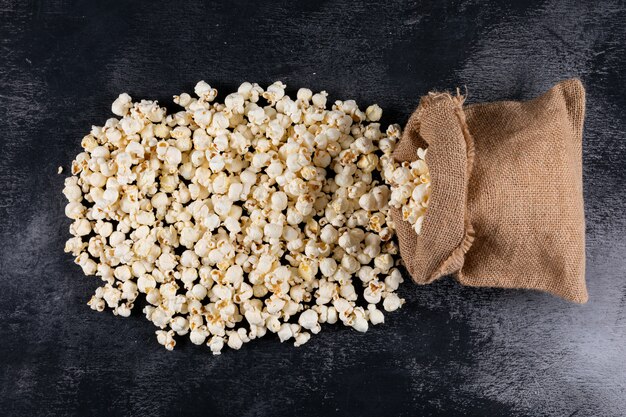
[1,1,625,416]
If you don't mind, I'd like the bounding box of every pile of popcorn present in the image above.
[62,81,430,354]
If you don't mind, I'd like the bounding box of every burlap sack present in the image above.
[392,79,587,303]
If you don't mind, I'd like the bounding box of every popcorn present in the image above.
[365,104,383,122]
[368,305,385,325]
[111,93,132,117]
[382,292,403,312]
[62,81,423,354]
[383,147,431,235]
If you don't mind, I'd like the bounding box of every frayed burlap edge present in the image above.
[391,90,476,284]
[431,92,476,280]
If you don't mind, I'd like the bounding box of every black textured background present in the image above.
[1,1,625,416]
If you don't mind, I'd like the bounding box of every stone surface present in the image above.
[1,1,624,416]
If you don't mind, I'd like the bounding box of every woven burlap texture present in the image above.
[392,79,587,303]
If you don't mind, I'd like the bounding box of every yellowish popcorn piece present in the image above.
[62,81,412,353]
[365,104,383,122]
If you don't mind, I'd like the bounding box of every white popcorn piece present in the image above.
[382,292,404,312]
[111,93,132,117]
[365,104,383,122]
[368,305,385,325]
[298,309,321,334]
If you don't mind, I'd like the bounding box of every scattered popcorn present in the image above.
[62,81,429,354]
[58,166,63,174]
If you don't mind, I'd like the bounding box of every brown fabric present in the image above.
[392,79,587,303]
